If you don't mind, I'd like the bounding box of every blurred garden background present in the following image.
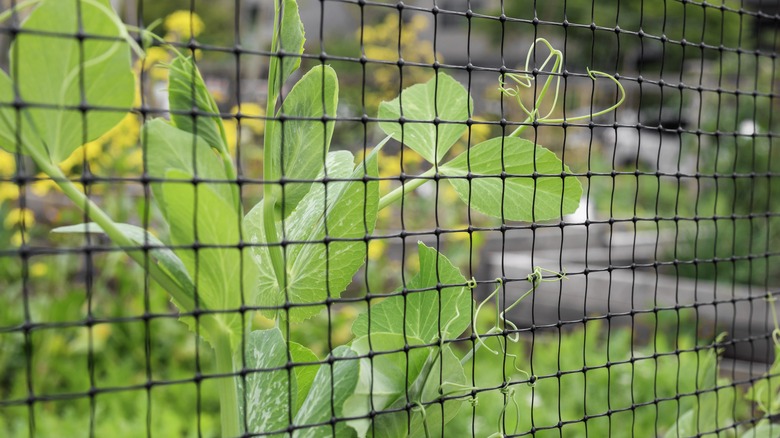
[1,0,779,436]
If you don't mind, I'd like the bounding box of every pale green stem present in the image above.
[377,167,436,211]
[508,114,534,138]
[261,0,287,292]
[214,332,241,438]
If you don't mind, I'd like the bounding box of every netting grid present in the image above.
[0,0,779,436]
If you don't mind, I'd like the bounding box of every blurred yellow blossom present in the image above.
[223,119,239,155]
[378,151,402,193]
[449,224,472,242]
[29,262,48,278]
[4,207,34,229]
[232,103,266,135]
[59,141,103,174]
[135,46,171,80]
[30,174,59,197]
[441,183,460,204]
[59,112,141,175]
[461,116,493,145]
[0,149,15,177]
[368,239,386,260]
[164,10,205,40]
[358,14,438,107]
[0,183,19,203]
[10,230,25,246]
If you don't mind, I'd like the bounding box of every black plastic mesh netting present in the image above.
[0,0,779,436]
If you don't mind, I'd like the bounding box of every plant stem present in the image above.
[507,115,533,138]
[260,0,287,292]
[214,332,241,438]
[377,167,437,211]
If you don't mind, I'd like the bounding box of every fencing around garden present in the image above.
[0,0,778,436]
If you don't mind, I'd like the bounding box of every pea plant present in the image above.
[0,0,623,436]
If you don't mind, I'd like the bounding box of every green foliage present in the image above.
[51,222,194,300]
[745,343,780,416]
[246,148,380,322]
[275,0,306,92]
[440,137,582,222]
[167,55,227,157]
[0,0,134,163]
[9,0,620,436]
[352,242,472,343]
[271,65,339,218]
[378,73,473,165]
[243,329,294,436]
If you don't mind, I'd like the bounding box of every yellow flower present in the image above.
[10,231,25,246]
[462,116,492,145]
[149,65,169,82]
[124,149,144,170]
[448,224,472,242]
[379,151,403,193]
[223,119,238,155]
[30,174,59,197]
[379,152,402,177]
[232,103,266,135]
[135,46,171,73]
[164,10,205,40]
[441,184,460,204]
[0,149,15,177]
[29,262,48,278]
[368,239,386,260]
[0,182,19,203]
[402,151,423,166]
[106,113,141,151]
[4,207,35,229]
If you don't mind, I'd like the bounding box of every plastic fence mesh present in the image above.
[0,0,779,436]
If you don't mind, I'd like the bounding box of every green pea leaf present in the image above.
[0,0,134,163]
[51,222,194,301]
[244,328,296,437]
[293,346,358,438]
[745,343,780,416]
[269,65,339,218]
[663,343,734,437]
[142,119,232,206]
[344,333,430,438]
[276,0,306,88]
[352,242,473,344]
[168,55,226,155]
[439,136,582,222]
[158,168,256,348]
[0,70,41,156]
[344,334,466,438]
[289,342,320,414]
[246,148,379,322]
[740,420,780,438]
[408,346,467,438]
[378,73,472,164]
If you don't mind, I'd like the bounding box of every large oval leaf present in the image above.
[3,0,134,163]
[168,55,226,155]
[378,73,472,165]
[352,242,473,344]
[293,346,358,438]
[276,0,306,88]
[246,148,379,322]
[439,137,582,222]
[270,65,339,218]
[244,328,295,437]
